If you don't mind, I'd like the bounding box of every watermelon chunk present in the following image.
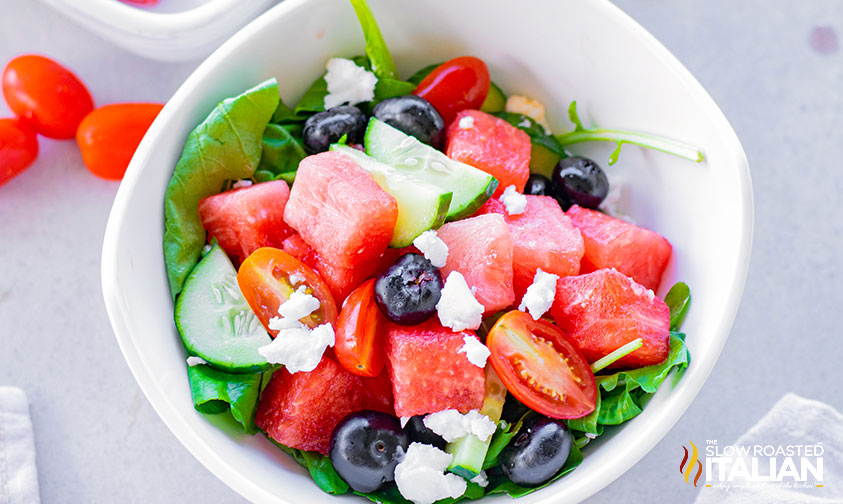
[479,195,584,298]
[436,213,514,313]
[566,205,672,291]
[256,356,393,454]
[385,320,485,417]
[550,269,670,368]
[283,152,399,301]
[198,180,292,265]
[446,110,531,197]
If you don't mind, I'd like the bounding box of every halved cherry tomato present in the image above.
[486,310,597,419]
[413,56,490,125]
[334,279,386,377]
[76,103,163,180]
[2,55,94,139]
[237,247,338,336]
[0,118,38,187]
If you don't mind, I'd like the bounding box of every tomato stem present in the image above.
[590,338,644,374]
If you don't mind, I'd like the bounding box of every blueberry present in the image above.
[302,105,367,154]
[500,415,573,487]
[372,95,445,149]
[524,174,552,196]
[374,253,443,325]
[551,156,609,210]
[329,410,409,493]
[403,415,446,450]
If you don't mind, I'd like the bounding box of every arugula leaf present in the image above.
[485,443,584,497]
[272,443,350,495]
[664,282,691,331]
[556,101,704,165]
[495,112,566,157]
[253,123,306,183]
[163,79,280,297]
[187,364,262,434]
[349,0,398,80]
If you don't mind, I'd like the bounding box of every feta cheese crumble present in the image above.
[288,272,305,286]
[423,409,497,443]
[436,271,484,331]
[458,115,474,129]
[500,185,527,215]
[257,322,335,373]
[470,471,489,488]
[323,58,377,109]
[276,286,320,321]
[505,95,551,133]
[400,416,411,429]
[518,268,559,320]
[394,443,466,504]
[412,230,448,268]
[458,334,490,368]
[231,179,253,189]
[186,356,207,367]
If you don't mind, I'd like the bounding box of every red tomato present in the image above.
[76,103,163,180]
[237,247,338,337]
[334,279,386,377]
[2,55,94,139]
[413,56,490,125]
[486,310,597,419]
[0,118,38,187]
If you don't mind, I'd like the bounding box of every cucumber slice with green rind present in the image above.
[364,118,498,221]
[175,245,271,373]
[331,144,453,247]
[480,81,507,114]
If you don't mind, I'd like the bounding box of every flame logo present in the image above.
[679,441,703,487]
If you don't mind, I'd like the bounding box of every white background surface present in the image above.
[0,0,841,502]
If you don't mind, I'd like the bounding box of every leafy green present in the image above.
[253,123,306,183]
[354,481,485,504]
[270,98,304,124]
[485,443,584,497]
[482,413,530,470]
[349,0,398,79]
[590,338,643,374]
[163,79,280,297]
[495,112,567,158]
[407,62,440,85]
[664,282,691,331]
[273,443,350,495]
[293,75,329,116]
[187,364,262,434]
[556,101,705,165]
[374,78,417,101]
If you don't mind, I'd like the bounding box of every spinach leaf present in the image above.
[485,442,584,497]
[374,78,417,101]
[596,380,643,425]
[349,0,398,79]
[598,334,690,395]
[293,56,372,116]
[407,62,440,85]
[253,123,306,183]
[163,79,280,297]
[273,443,350,495]
[270,98,304,124]
[664,282,691,331]
[482,412,530,470]
[187,364,262,434]
[566,390,602,436]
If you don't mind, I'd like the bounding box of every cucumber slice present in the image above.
[530,142,563,179]
[175,245,271,373]
[331,145,453,247]
[480,81,506,114]
[364,118,498,221]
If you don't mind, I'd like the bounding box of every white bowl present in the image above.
[101,0,753,502]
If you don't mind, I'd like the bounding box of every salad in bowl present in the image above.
[156,1,711,503]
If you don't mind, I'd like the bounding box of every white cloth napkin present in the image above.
[694,393,842,504]
[0,387,40,504]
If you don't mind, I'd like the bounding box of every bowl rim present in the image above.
[101,0,753,502]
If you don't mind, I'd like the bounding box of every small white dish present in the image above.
[101,0,753,502]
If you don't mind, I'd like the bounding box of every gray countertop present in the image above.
[1,0,841,502]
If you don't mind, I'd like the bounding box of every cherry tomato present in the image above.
[413,56,490,125]
[76,103,163,180]
[486,310,597,419]
[0,118,38,188]
[334,279,387,377]
[2,55,94,139]
[237,247,338,336]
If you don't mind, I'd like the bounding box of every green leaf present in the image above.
[407,62,440,86]
[187,364,262,434]
[566,391,603,436]
[482,413,529,470]
[590,338,643,374]
[293,76,329,116]
[272,443,350,495]
[374,78,417,101]
[256,123,306,181]
[485,442,584,497]
[599,334,690,395]
[163,79,280,297]
[270,98,304,124]
[664,282,691,331]
[349,0,398,79]
[596,381,643,425]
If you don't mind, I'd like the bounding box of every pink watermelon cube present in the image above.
[385,320,485,417]
[566,205,672,291]
[550,269,670,368]
[198,180,292,265]
[479,195,584,299]
[446,110,531,197]
[436,213,515,313]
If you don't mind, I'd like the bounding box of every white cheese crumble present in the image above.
[323,58,377,109]
[458,115,474,129]
[470,471,489,488]
[288,272,305,286]
[518,268,559,320]
[231,179,253,189]
[412,230,448,268]
[400,416,411,429]
[394,443,466,504]
[257,322,335,373]
[423,409,497,443]
[436,271,484,331]
[186,356,207,367]
[276,286,320,321]
[500,185,527,215]
[505,95,551,133]
[457,334,490,368]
